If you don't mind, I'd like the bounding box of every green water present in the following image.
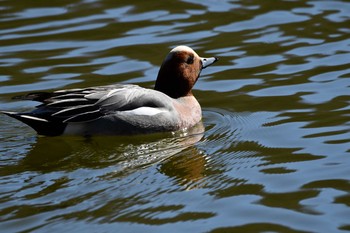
[1,1,350,232]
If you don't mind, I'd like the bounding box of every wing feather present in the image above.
[9,84,173,125]
[52,105,100,118]
[46,98,93,108]
[63,110,103,123]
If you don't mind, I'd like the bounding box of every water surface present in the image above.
[1,1,350,232]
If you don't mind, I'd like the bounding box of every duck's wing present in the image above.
[2,84,173,135]
[12,84,129,104]
[50,85,172,123]
[9,84,134,121]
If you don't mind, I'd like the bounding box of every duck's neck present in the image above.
[154,64,193,99]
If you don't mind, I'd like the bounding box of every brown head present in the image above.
[155,46,218,98]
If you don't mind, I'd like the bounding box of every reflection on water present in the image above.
[14,122,204,174]
[1,0,350,232]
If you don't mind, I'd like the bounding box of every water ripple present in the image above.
[216,11,309,32]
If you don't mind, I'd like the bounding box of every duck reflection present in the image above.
[158,146,208,189]
[20,121,209,186]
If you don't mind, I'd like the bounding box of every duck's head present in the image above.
[155,45,218,98]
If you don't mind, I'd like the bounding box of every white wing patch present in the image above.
[124,107,167,116]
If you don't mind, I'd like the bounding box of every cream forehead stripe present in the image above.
[170,45,196,54]
[165,46,199,62]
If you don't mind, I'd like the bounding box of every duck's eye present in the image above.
[186,55,194,64]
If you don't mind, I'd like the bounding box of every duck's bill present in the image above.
[201,57,218,69]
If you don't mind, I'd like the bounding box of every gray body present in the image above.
[2,84,201,136]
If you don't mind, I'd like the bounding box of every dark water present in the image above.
[1,1,350,232]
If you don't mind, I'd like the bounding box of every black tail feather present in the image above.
[2,111,66,136]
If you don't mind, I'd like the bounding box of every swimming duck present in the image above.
[2,45,218,136]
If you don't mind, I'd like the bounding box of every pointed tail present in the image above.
[1,111,66,136]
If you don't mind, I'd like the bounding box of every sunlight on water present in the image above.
[0,0,350,232]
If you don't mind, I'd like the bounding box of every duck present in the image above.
[2,45,218,136]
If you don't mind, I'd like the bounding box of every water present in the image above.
[1,0,350,232]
